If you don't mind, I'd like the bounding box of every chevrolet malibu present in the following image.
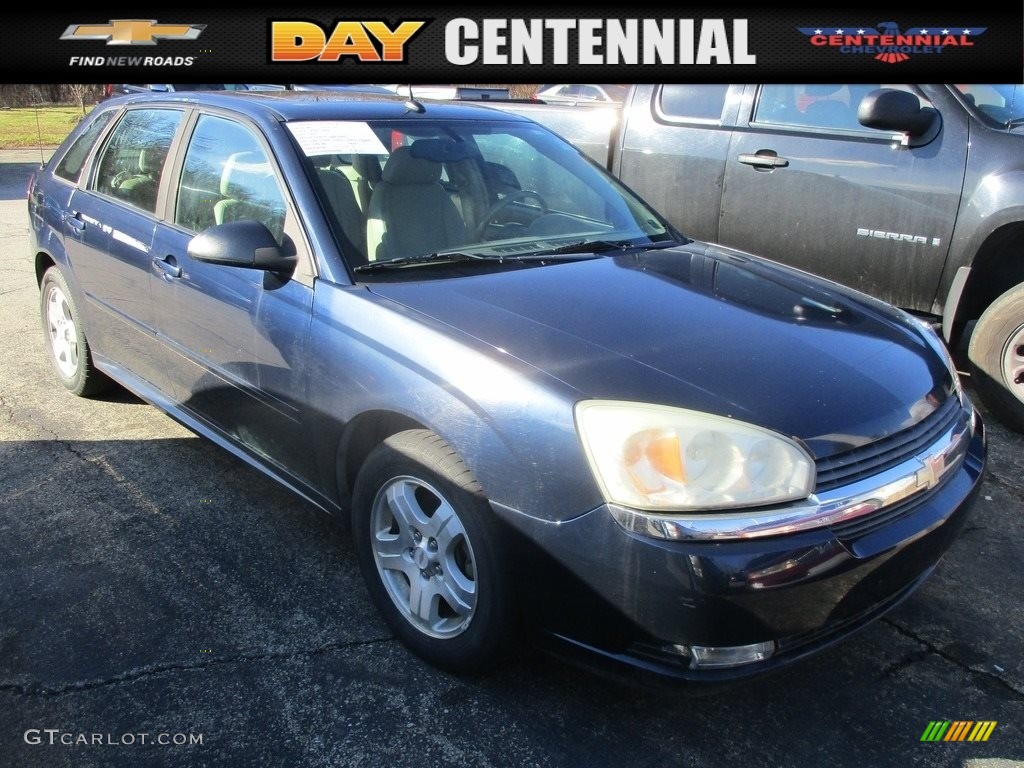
[28,91,985,683]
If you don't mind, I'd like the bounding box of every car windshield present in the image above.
[954,84,1024,128]
[289,118,675,275]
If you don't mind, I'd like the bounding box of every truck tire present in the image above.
[968,283,1024,433]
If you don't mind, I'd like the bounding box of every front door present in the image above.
[152,113,317,485]
[719,84,967,311]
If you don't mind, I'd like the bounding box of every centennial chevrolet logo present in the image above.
[60,19,205,46]
[798,21,986,63]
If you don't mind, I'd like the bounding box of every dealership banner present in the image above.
[0,7,1020,82]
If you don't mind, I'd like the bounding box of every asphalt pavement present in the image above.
[0,149,1022,767]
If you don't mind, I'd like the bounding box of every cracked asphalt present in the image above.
[1,149,1022,767]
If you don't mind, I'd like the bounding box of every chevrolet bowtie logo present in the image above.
[60,19,205,46]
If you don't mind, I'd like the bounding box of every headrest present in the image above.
[138,147,165,175]
[221,151,275,198]
[381,146,441,185]
[352,153,384,183]
[309,154,337,169]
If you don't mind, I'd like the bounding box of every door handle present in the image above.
[738,151,790,170]
[153,255,181,279]
[66,211,86,232]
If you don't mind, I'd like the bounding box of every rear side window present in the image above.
[91,108,183,214]
[174,114,287,243]
[658,85,730,122]
[54,111,115,184]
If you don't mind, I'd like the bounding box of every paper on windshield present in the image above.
[286,121,388,156]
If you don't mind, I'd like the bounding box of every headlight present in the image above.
[575,401,814,511]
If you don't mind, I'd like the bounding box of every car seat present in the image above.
[117,147,164,211]
[365,145,466,262]
[213,151,285,242]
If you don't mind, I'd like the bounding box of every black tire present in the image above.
[351,429,514,673]
[968,282,1024,433]
[39,266,111,397]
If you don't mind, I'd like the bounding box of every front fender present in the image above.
[938,128,1024,318]
[307,281,603,523]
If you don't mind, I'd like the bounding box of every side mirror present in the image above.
[858,88,940,143]
[188,220,297,272]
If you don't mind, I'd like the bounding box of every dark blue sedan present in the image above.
[27,90,985,684]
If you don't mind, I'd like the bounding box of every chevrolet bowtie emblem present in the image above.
[60,19,205,46]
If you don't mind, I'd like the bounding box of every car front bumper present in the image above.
[498,416,986,685]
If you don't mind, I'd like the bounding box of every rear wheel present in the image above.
[968,283,1024,432]
[39,267,111,397]
[351,429,514,672]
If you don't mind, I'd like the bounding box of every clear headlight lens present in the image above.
[575,401,814,511]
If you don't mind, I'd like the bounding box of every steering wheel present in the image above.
[109,169,133,189]
[473,190,549,240]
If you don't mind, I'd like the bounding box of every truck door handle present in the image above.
[738,151,789,170]
[66,211,86,232]
[153,254,181,279]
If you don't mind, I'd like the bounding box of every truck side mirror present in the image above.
[858,88,940,144]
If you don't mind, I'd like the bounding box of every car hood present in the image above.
[367,243,955,458]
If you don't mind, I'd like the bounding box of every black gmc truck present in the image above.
[492,84,1024,432]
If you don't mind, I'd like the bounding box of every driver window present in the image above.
[174,114,287,244]
[755,85,879,131]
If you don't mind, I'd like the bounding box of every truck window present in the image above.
[753,84,930,133]
[657,85,729,122]
[954,84,1024,126]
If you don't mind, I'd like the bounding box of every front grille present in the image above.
[814,396,964,494]
[828,488,933,540]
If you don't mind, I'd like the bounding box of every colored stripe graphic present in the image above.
[921,720,997,742]
[945,721,972,741]
[968,721,997,741]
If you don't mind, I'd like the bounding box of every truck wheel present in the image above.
[40,267,111,397]
[351,429,514,672]
[968,283,1024,433]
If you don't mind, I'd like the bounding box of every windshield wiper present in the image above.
[1005,116,1024,129]
[353,249,603,274]
[535,237,684,257]
[354,251,490,273]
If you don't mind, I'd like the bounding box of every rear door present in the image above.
[151,111,318,485]
[66,106,185,389]
[718,84,968,311]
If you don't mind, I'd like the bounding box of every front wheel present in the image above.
[351,429,515,672]
[39,267,111,397]
[968,282,1024,433]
